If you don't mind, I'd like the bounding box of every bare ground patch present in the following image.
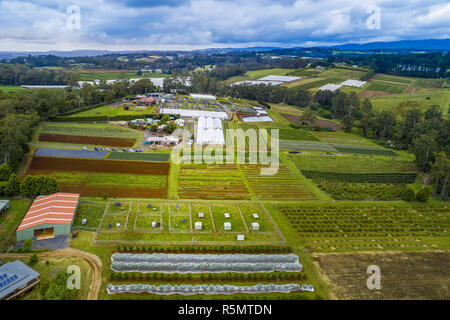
[313,251,450,300]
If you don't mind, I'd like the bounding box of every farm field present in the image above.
[92,200,284,245]
[277,204,450,252]
[69,105,156,117]
[277,128,320,142]
[279,113,342,130]
[177,164,251,200]
[0,85,30,93]
[225,68,294,84]
[27,157,169,198]
[106,152,170,162]
[38,133,136,147]
[241,164,317,200]
[314,251,450,299]
[40,123,143,141]
[73,199,107,230]
[312,131,377,146]
[289,154,416,173]
[35,148,109,159]
[77,70,167,81]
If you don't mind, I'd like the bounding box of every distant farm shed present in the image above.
[16,193,80,242]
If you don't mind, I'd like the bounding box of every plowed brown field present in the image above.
[29,157,170,175]
[39,133,136,147]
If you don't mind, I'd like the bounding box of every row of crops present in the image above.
[311,179,407,200]
[280,206,449,250]
[107,283,306,295]
[301,170,417,184]
[110,253,303,273]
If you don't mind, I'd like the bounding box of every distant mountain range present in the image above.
[0,39,448,59]
[330,39,450,51]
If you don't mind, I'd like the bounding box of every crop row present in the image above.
[310,178,407,200]
[301,170,417,184]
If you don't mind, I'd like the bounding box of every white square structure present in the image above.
[198,212,204,218]
[224,213,230,218]
[251,222,260,231]
[116,223,121,228]
[252,213,259,219]
[224,222,232,231]
[81,218,87,225]
[152,221,157,228]
[195,222,202,230]
[237,235,245,241]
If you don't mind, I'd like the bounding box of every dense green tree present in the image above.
[4,173,20,197]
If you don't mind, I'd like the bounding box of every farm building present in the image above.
[189,93,216,101]
[341,79,367,88]
[132,97,155,106]
[196,116,225,145]
[0,200,9,214]
[0,260,40,300]
[16,193,80,242]
[232,75,301,86]
[159,108,228,120]
[242,116,274,123]
[318,83,342,92]
[146,136,165,145]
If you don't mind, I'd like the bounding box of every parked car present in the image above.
[94,147,99,151]
[112,148,118,151]
[82,147,88,150]
[122,149,128,152]
[129,149,135,152]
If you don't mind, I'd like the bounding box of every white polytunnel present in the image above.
[196,116,224,145]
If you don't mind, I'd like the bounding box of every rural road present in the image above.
[1,248,102,300]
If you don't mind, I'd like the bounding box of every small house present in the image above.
[195,222,202,230]
[224,222,231,231]
[0,261,40,300]
[0,200,9,215]
[251,222,260,231]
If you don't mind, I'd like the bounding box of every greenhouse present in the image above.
[107,283,301,295]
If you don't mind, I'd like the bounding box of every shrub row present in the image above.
[302,170,417,184]
[109,271,305,282]
[115,245,292,254]
[51,113,180,122]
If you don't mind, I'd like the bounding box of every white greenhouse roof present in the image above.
[318,83,342,92]
[189,93,217,100]
[196,117,224,145]
[160,108,228,120]
[258,75,301,82]
[242,116,274,123]
[341,79,367,87]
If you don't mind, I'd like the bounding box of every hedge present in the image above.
[50,113,180,122]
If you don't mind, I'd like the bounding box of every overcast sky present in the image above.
[0,0,448,51]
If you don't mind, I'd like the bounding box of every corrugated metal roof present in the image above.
[17,193,80,231]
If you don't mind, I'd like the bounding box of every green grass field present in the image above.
[225,68,294,84]
[289,154,416,173]
[0,85,30,93]
[77,71,167,81]
[73,199,107,230]
[40,122,143,140]
[68,105,156,117]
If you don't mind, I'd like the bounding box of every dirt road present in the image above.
[1,248,102,300]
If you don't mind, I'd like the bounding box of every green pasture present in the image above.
[69,105,156,117]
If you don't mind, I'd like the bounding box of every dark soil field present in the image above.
[314,251,450,300]
[280,113,342,130]
[27,157,169,198]
[39,133,136,147]
[29,157,170,175]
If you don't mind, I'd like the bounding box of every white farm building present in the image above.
[159,108,228,120]
[318,83,343,92]
[196,116,225,145]
[341,79,367,88]
[189,93,217,101]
